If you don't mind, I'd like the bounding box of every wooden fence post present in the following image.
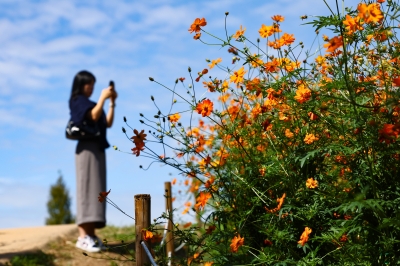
[164,182,174,263]
[135,194,151,266]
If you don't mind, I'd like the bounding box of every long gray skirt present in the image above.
[75,140,106,228]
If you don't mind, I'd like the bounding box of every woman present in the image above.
[69,70,117,252]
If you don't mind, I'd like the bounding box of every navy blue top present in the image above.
[69,95,110,151]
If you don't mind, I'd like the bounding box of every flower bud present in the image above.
[151,95,154,101]
[140,120,144,123]
[149,77,154,81]
[123,116,127,122]
[225,12,229,16]
[188,67,191,72]
[122,127,126,133]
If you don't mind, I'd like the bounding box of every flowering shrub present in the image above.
[124,1,400,264]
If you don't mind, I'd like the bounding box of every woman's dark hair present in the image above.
[70,70,96,100]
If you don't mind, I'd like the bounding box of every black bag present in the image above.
[65,119,100,140]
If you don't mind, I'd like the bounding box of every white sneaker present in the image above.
[93,235,107,251]
[75,235,102,253]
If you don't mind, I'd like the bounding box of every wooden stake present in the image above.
[135,194,151,266]
[164,182,174,262]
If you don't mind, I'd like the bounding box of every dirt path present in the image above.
[0,225,135,265]
[0,224,76,263]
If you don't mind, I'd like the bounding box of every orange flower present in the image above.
[285,128,294,138]
[142,229,153,241]
[265,193,286,213]
[233,25,246,39]
[264,59,279,73]
[268,39,285,49]
[315,55,326,65]
[206,225,216,234]
[205,177,215,189]
[193,33,201,40]
[230,66,247,85]
[294,85,312,103]
[219,93,230,103]
[183,222,192,228]
[172,178,177,185]
[169,113,181,123]
[306,178,318,188]
[250,54,264,68]
[208,58,222,69]
[196,99,213,117]
[204,262,214,266]
[264,239,273,246]
[323,36,343,53]
[98,189,111,203]
[251,103,262,119]
[189,18,207,33]
[149,233,162,244]
[221,80,229,92]
[340,234,348,242]
[259,167,266,176]
[357,3,383,24]
[195,191,212,210]
[203,81,216,92]
[131,144,145,157]
[308,112,319,120]
[276,193,286,210]
[393,77,400,86]
[304,133,319,144]
[271,15,284,22]
[277,57,300,72]
[343,15,363,34]
[298,227,312,246]
[131,129,147,146]
[281,33,295,45]
[379,124,400,143]
[230,235,244,253]
[182,207,189,215]
[258,24,275,38]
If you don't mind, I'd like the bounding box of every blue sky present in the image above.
[0,0,360,229]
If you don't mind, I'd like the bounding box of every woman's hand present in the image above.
[111,89,118,102]
[100,87,114,101]
[90,86,115,122]
[107,87,117,127]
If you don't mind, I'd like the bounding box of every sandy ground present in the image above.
[0,224,77,263]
